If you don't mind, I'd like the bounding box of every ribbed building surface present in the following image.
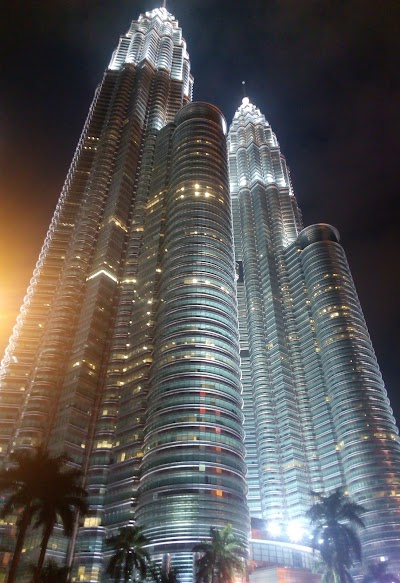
[229,97,400,571]
[1,4,400,582]
[0,8,248,583]
[136,102,248,576]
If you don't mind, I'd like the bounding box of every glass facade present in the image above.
[228,98,400,572]
[137,102,248,579]
[1,6,400,582]
[0,8,249,583]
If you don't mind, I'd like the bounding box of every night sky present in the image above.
[1,0,399,422]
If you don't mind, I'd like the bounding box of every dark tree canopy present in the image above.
[106,525,150,583]
[193,524,247,583]
[307,490,365,583]
[0,448,88,583]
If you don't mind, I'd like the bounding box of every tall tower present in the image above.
[0,8,249,582]
[228,96,400,571]
[0,5,192,463]
[2,4,399,581]
[135,101,248,577]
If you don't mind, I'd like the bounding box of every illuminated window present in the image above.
[83,517,101,527]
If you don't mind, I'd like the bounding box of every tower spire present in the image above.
[241,80,249,106]
[163,0,167,8]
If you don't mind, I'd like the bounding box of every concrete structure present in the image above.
[250,566,320,583]
[229,96,400,572]
[0,8,249,582]
[1,5,400,583]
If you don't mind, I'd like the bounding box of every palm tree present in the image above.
[150,563,181,583]
[31,457,88,583]
[31,559,70,583]
[363,560,400,583]
[0,448,88,583]
[307,490,366,583]
[0,449,53,583]
[193,524,247,583]
[0,450,37,583]
[106,525,150,583]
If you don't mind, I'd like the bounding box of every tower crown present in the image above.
[231,98,279,148]
[108,5,193,99]
[145,6,171,21]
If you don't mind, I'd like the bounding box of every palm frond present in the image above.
[0,447,88,583]
[307,489,365,583]
[106,526,150,582]
[193,525,246,583]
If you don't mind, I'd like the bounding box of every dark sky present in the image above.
[1,0,400,422]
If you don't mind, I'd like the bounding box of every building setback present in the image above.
[229,97,400,572]
[0,4,400,583]
[0,8,248,582]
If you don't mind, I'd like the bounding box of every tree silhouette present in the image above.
[150,563,181,583]
[31,456,88,583]
[31,558,70,583]
[0,448,87,583]
[363,561,400,583]
[307,490,365,583]
[106,526,150,583]
[193,524,247,583]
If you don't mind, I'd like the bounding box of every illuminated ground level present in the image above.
[250,538,316,574]
[249,565,320,583]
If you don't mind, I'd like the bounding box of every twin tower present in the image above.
[1,7,399,582]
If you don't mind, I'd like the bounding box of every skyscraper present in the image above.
[229,97,400,571]
[1,4,400,583]
[0,7,248,582]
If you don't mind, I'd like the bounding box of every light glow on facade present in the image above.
[0,8,248,583]
[0,6,399,583]
[228,97,400,573]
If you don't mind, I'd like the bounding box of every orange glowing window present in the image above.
[214,490,223,497]
[200,407,206,413]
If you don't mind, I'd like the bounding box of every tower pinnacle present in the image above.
[241,80,249,106]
